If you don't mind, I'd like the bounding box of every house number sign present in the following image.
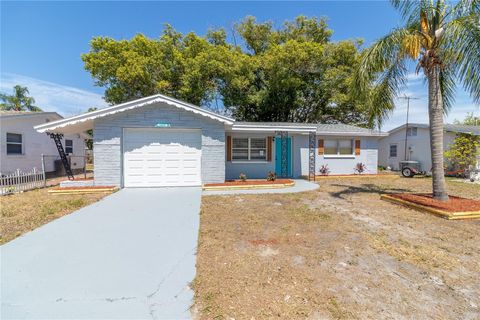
[155,122,171,128]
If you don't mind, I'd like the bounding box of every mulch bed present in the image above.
[388,193,480,213]
[204,179,293,187]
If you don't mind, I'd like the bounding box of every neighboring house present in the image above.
[378,123,480,171]
[35,94,386,188]
[1,111,86,175]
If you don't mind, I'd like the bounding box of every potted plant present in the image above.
[319,164,330,176]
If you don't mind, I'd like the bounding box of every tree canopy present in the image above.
[82,16,374,126]
[0,85,42,112]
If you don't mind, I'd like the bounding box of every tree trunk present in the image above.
[427,65,449,201]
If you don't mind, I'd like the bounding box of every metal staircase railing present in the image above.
[48,133,74,180]
[308,131,316,181]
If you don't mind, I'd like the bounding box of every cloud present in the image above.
[0,73,108,117]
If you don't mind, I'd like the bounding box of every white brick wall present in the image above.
[93,102,225,187]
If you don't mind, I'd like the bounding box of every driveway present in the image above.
[2,187,201,319]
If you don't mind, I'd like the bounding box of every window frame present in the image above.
[406,127,417,137]
[65,139,74,154]
[231,137,268,162]
[6,132,24,155]
[389,144,398,158]
[322,138,355,158]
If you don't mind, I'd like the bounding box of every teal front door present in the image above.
[275,137,292,177]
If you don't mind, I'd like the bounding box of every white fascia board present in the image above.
[35,94,234,133]
[317,131,388,137]
[231,125,317,133]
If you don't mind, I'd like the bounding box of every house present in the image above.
[1,111,86,175]
[34,94,386,187]
[378,123,480,171]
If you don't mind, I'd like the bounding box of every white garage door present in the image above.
[123,128,202,187]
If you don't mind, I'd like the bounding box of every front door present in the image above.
[275,137,292,177]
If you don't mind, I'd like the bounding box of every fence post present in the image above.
[41,154,46,187]
[16,169,20,193]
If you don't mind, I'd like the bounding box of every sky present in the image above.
[1,1,478,130]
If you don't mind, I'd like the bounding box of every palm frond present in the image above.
[443,13,480,104]
[368,59,408,129]
[439,65,456,113]
[354,27,411,128]
[390,0,422,20]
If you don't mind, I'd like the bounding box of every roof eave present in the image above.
[35,94,234,133]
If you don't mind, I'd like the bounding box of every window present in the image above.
[6,133,22,155]
[389,144,398,157]
[232,137,267,161]
[324,139,354,156]
[65,139,73,154]
[407,127,417,136]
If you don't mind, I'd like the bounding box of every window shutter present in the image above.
[226,136,232,161]
[267,136,273,162]
[355,139,361,155]
[318,139,324,155]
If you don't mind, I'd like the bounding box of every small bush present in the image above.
[354,162,367,174]
[319,164,330,175]
[239,173,247,181]
[267,171,276,181]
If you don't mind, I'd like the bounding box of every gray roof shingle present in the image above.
[234,121,386,136]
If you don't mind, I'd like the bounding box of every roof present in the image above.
[35,94,235,134]
[444,124,480,136]
[33,93,385,136]
[233,121,386,136]
[0,111,62,120]
[316,123,386,136]
[388,123,480,136]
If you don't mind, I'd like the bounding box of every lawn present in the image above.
[0,186,108,244]
[194,176,480,319]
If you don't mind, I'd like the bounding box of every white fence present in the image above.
[0,168,46,196]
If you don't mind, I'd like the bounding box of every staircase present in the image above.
[48,133,74,180]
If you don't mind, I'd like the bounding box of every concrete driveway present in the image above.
[2,187,201,319]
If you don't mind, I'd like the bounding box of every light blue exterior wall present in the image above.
[93,102,225,187]
[293,135,379,176]
[225,132,276,180]
[227,133,380,179]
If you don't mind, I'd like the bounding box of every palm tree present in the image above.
[354,0,480,201]
[0,85,42,112]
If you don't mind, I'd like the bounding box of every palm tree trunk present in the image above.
[427,64,449,201]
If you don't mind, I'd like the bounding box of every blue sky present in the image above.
[1,1,478,129]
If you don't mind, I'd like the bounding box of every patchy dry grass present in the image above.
[194,176,480,319]
[0,187,108,244]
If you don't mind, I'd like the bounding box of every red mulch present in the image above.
[205,179,293,187]
[317,174,383,177]
[52,186,115,190]
[70,177,94,181]
[389,193,480,213]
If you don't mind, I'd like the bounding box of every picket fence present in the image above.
[0,168,46,196]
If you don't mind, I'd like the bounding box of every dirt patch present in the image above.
[0,186,108,244]
[194,176,480,319]
[204,179,293,187]
[389,193,480,212]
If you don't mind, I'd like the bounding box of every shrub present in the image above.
[267,171,276,181]
[239,173,247,181]
[319,164,330,175]
[354,162,367,174]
